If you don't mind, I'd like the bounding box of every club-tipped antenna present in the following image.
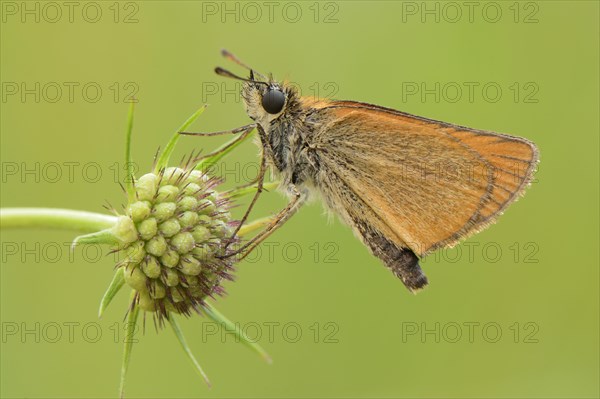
[221,49,268,81]
[215,67,269,87]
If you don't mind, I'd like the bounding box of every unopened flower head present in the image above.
[112,164,238,323]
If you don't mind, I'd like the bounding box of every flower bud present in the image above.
[115,166,236,322]
[158,219,181,237]
[137,218,157,241]
[128,201,151,223]
[136,174,158,202]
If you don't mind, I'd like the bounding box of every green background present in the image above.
[1,1,598,398]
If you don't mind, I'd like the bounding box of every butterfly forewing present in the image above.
[311,101,539,256]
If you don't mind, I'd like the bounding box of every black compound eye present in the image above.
[261,88,285,114]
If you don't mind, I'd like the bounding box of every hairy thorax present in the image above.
[261,102,325,189]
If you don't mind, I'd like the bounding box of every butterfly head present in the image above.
[215,50,298,126]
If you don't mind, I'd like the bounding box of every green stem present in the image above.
[202,302,272,364]
[99,268,126,318]
[120,292,140,398]
[238,216,276,237]
[225,180,280,199]
[169,315,211,387]
[125,101,136,202]
[0,208,117,233]
[155,106,207,173]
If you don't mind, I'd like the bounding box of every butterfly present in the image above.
[183,50,539,292]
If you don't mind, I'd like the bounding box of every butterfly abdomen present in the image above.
[354,220,428,292]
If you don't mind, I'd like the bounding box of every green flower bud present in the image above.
[177,196,198,212]
[138,292,156,311]
[160,248,179,268]
[124,264,147,292]
[207,192,218,203]
[183,183,201,196]
[163,167,185,181]
[142,256,161,279]
[198,199,216,215]
[191,225,211,242]
[128,201,151,222]
[146,235,167,257]
[126,241,146,264]
[211,220,230,238]
[197,214,212,226]
[156,185,179,202]
[164,268,179,287]
[178,211,199,228]
[150,281,166,299]
[192,244,210,260]
[153,202,176,222]
[183,275,200,287]
[136,173,158,201]
[170,287,184,303]
[180,256,202,276]
[187,170,207,183]
[158,219,181,237]
[216,210,232,222]
[137,217,157,241]
[171,232,195,254]
[112,216,138,245]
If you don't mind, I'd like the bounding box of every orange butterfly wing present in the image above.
[310,101,539,256]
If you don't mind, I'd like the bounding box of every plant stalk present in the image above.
[0,208,117,233]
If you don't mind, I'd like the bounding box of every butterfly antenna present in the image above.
[221,49,268,81]
[215,67,269,87]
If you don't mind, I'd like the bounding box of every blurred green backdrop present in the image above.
[1,1,598,398]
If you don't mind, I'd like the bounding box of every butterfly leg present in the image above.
[196,125,255,162]
[223,151,268,251]
[178,123,258,181]
[221,123,303,259]
[222,184,306,260]
[179,123,257,137]
[179,122,264,252]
